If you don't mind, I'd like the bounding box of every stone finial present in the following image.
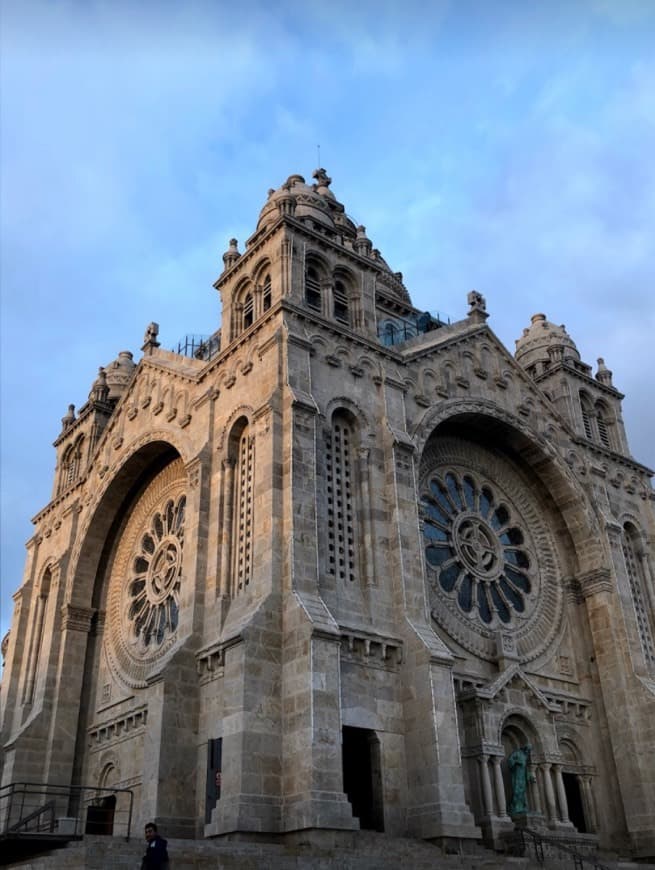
[222,238,241,270]
[89,367,109,403]
[467,290,488,323]
[354,225,372,257]
[467,290,487,311]
[312,167,332,193]
[61,404,76,430]
[142,322,160,355]
[596,357,613,387]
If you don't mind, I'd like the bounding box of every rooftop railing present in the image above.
[377,311,449,348]
[171,333,221,362]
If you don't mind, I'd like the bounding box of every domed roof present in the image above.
[104,350,136,400]
[256,169,358,239]
[515,313,580,369]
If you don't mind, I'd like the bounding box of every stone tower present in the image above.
[1,170,654,858]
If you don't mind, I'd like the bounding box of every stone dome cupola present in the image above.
[256,169,358,240]
[515,313,581,370]
[104,350,137,401]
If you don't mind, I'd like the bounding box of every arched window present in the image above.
[333,279,349,325]
[305,265,322,312]
[262,274,272,312]
[622,524,655,669]
[595,402,611,449]
[229,420,255,595]
[326,411,358,584]
[243,293,254,330]
[579,392,594,441]
[59,436,84,494]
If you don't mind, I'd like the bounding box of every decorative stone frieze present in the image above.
[339,627,403,670]
[88,704,148,747]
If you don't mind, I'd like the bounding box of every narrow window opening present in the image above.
[262,275,272,311]
[305,266,322,311]
[333,279,349,324]
[243,293,254,329]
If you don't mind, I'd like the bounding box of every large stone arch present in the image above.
[67,433,195,612]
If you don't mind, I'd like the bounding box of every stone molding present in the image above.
[60,604,95,633]
[196,634,244,684]
[88,704,148,747]
[577,568,613,599]
[339,626,403,670]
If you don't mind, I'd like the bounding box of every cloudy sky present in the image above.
[1,0,654,639]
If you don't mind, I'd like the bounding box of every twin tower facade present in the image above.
[2,170,654,858]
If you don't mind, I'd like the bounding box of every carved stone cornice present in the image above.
[577,568,613,599]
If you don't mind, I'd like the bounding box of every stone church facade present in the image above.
[1,170,654,858]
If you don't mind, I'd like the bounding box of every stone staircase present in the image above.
[6,830,655,870]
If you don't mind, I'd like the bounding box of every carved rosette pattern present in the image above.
[106,459,186,687]
[420,438,563,662]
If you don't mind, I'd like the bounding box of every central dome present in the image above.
[256,169,358,239]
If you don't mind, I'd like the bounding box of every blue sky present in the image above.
[2,0,654,639]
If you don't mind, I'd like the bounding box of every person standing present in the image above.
[141,822,169,869]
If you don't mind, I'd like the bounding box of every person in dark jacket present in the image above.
[141,822,169,869]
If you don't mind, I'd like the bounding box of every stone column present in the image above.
[541,763,557,824]
[553,764,570,824]
[388,433,479,843]
[637,548,655,618]
[579,565,655,850]
[478,755,494,817]
[530,765,543,815]
[492,756,508,817]
[44,604,95,784]
[580,775,597,833]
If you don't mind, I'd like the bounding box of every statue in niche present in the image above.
[508,744,534,815]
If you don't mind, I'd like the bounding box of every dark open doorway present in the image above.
[562,772,586,833]
[342,726,384,832]
[85,794,116,835]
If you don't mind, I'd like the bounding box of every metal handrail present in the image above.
[518,826,613,870]
[0,781,134,841]
[7,800,55,833]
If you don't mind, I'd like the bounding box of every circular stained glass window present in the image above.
[419,438,563,663]
[106,459,187,687]
[127,495,185,650]
[422,472,531,625]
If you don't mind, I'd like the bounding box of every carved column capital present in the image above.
[577,568,613,599]
[60,604,95,633]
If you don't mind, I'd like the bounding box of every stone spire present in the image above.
[61,404,76,431]
[89,367,109,403]
[596,357,614,387]
[222,238,241,270]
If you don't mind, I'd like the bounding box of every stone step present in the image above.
[6,833,655,870]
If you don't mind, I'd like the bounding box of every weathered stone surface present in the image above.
[1,170,654,861]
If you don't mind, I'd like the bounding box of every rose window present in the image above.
[127,495,186,649]
[421,471,532,625]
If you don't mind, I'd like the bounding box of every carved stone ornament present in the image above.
[420,437,563,662]
[105,459,186,687]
